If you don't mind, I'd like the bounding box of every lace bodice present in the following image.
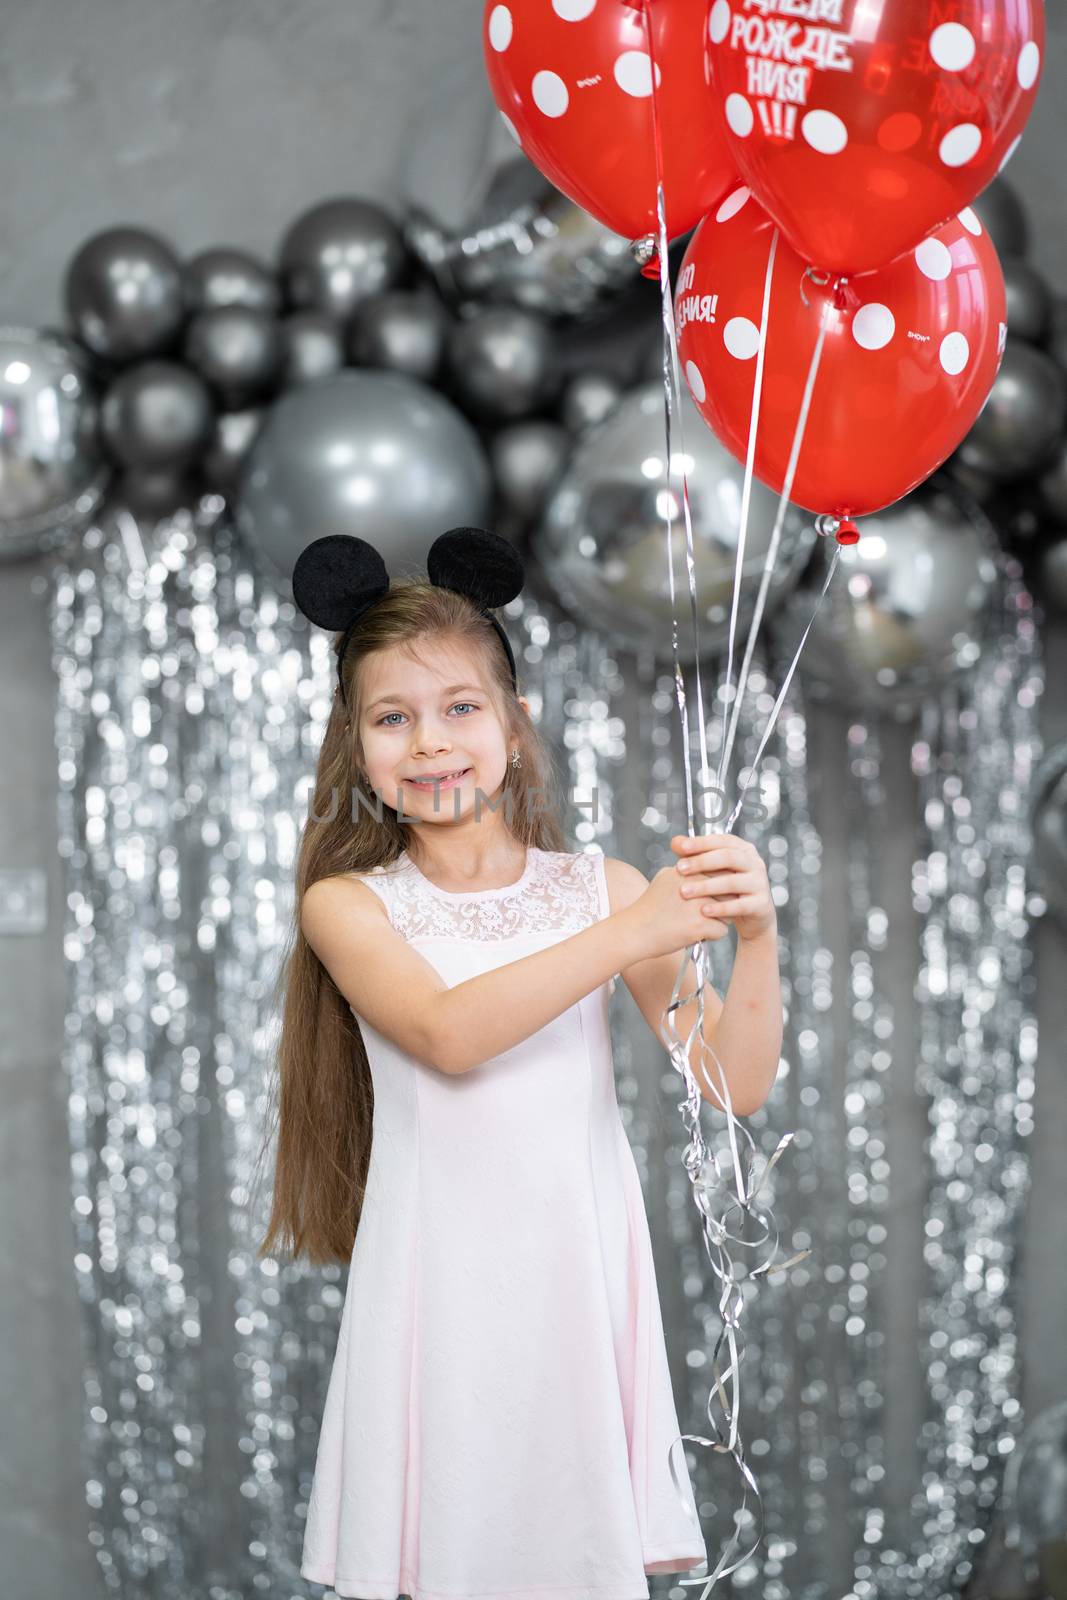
[352,846,604,945]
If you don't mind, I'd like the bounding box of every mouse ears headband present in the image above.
[291,525,525,709]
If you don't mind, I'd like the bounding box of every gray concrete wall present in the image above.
[1,5,1066,1598]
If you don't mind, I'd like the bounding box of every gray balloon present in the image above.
[561,371,622,434]
[65,226,184,363]
[101,360,215,470]
[350,291,450,383]
[183,247,280,315]
[1030,753,1067,929]
[235,369,490,576]
[533,381,815,660]
[280,310,347,387]
[448,307,558,421]
[971,178,1029,258]
[1003,257,1053,345]
[406,156,635,322]
[491,422,570,521]
[203,408,265,495]
[773,480,1001,719]
[958,340,1067,480]
[0,326,109,558]
[184,306,284,408]
[279,198,406,320]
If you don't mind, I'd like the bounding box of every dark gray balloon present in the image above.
[1037,536,1067,616]
[561,371,622,434]
[407,155,634,322]
[1003,257,1053,345]
[113,466,198,519]
[100,360,215,470]
[281,310,347,387]
[279,198,406,320]
[235,369,490,577]
[775,480,1001,718]
[65,226,184,363]
[0,326,109,558]
[944,451,998,507]
[958,341,1067,481]
[350,291,450,383]
[184,305,284,408]
[534,381,815,660]
[1029,750,1067,928]
[447,307,558,420]
[203,408,265,495]
[491,422,570,521]
[971,178,1029,259]
[183,247,280,315]
[1037,437,1067,523]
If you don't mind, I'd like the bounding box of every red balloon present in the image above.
[483,0,737,244]
[707,0,1044,275]
[675,187,1006,518]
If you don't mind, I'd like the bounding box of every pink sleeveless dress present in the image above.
[300,846,708,1600]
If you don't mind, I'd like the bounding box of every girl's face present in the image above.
[357,640,529,820]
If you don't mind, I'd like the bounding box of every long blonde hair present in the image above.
[253,578,566,1265]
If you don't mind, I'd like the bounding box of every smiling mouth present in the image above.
[403,768,472,786]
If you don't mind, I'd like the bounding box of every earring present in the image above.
[510,748,521,769]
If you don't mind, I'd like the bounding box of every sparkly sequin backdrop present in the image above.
[51,504,1042,1599]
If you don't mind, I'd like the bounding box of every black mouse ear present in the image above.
[291,535,391,631]
[426,526,525,612]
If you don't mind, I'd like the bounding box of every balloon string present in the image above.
[720,285,835,805]
[715,226,778,799]
[641,8,814,1592]
[646,67,713,819]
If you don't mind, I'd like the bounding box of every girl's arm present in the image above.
[605,851,783,1118]
[300,862,722,1076]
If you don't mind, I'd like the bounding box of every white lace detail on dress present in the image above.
[371,848,604,944]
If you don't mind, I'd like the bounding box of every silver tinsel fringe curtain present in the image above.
[51,502,1042,1600]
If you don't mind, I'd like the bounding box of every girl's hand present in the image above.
[670,833,776,943]
[630,863,733,960]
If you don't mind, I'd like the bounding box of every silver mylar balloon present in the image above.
[350,291,451,383]
[0,326,109,558]
[280,311,346,387]
[958,340,1067,481]
[100,360,215,470]
[235,368,490,577]
[533,381,815,660]
[561,371,622,434]
[182,247,281,315]
[971,178,1029,259]
[447,307,558,421]
[491,421,570,521]
[64,226,184,363]
[772,479,1001,719]
[184,306,284,408]
[202,408,264,496]
[406,156,634,321]
[279,198,407,320]
[1003,256,1053,345]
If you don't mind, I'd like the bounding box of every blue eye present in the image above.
[376,702,477,726]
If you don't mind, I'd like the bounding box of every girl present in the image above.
[258,526,783,1600]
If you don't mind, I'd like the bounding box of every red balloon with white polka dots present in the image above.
[482,0,737,246]
[675,185,1007,518]
[706,0,1044,276]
